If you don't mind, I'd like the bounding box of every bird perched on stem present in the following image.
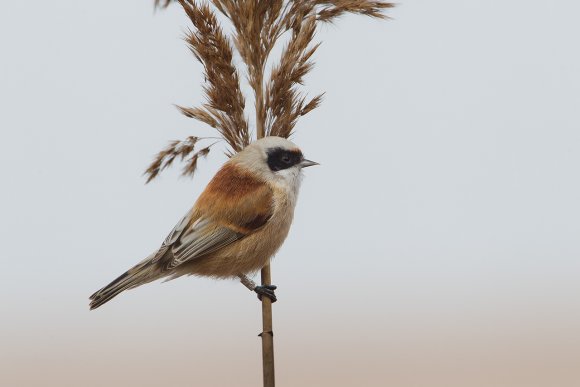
[90,136,318,310]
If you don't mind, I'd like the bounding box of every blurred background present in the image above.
[1,1,579,386]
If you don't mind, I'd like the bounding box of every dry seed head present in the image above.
[146,0,394,182]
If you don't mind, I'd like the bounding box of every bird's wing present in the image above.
[166,218,244,269]
[148,212,190,263]
[164,167,274,269]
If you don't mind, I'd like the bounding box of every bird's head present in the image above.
[231,136,319,187]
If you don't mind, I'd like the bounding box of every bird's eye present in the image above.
[281,155,291,164]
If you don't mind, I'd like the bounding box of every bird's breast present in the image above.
[185,187,297,279]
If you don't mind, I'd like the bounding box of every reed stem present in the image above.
[260,264,275,387]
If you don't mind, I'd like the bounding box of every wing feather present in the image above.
[168,220,243,269]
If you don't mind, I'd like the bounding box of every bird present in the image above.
[89,136,318,310]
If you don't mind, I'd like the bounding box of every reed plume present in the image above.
[145,0,394,182]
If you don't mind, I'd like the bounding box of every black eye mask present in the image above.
[267,147,303,171]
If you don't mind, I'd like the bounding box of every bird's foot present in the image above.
[254,285,277,303]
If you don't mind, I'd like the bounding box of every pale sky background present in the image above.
[1,1,579,386]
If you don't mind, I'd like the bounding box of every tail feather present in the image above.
[89,257,161,310]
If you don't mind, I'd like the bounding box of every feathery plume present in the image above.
[145,136,215,183]
[178,0,249,152]
[146,0,394,180]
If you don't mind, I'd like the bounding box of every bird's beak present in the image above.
[299,159,320,168]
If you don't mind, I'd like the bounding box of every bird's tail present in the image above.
[89,255,160,310]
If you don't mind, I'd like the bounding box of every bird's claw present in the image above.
[254,285,277,303]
